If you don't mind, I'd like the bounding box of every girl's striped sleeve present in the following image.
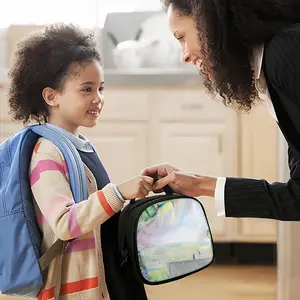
[29,138,124,241]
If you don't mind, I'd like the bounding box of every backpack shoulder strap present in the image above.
[31,124,88,202]
[39,239,64,271]
[38,239,67,299]
[30,124,88,297]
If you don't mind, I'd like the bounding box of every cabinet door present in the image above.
[0,86,10,122]
[80,122,148,185]
[0,123,23,143]
[80,87,150,184]
[237,103,278,242]
[157,122,236,241]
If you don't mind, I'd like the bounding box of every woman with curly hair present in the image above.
[142,0,300,221]
[8,23,153,299]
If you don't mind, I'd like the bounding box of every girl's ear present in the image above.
[42,87,58,107]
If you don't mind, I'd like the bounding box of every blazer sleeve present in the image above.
[224,27,300,221]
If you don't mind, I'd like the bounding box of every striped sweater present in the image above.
[29,137,124,300]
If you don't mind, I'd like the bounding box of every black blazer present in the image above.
[225,24,300,221]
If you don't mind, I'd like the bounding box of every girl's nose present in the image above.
[93,92,104,106]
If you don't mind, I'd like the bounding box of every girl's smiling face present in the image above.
[42,60,104,134]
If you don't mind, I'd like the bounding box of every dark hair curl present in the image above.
[8,23,101,124]
[161,0,300,111]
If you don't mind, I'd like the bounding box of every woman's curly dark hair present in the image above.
[8,23,101,124]
[161,0,300,111]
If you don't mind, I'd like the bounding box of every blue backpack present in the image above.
[0,124,88,298]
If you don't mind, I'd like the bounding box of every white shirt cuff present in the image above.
[214,177,226,216]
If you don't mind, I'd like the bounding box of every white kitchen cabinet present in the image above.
[80,122,149,185]
[0,85,10,122]
[235,103,278,242]
[156,122,236,240]
[0,123,23,143]
[94,86,239,241]
[152,88,238,241]
[80,88,151,184]
[0,28,7,85]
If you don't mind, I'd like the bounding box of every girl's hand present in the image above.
[117,176,154,200]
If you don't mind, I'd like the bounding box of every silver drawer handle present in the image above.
[181,103,203,110]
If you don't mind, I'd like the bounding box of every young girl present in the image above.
[7,24,153,300]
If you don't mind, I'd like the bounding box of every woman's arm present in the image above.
[224,26,300,221]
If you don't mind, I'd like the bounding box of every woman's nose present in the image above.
[182,50,191,63]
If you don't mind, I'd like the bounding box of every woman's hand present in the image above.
[141,163,217,198]
[117,175,154,200]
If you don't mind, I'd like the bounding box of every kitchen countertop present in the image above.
[103,68,204,86]
[0,68,204,87]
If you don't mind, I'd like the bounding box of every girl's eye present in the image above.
[83,87,92,92]
[99,86,104,92]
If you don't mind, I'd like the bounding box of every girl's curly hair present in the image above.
[161,0,300,111]
[8,23,101,124]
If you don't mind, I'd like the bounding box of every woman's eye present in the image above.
[99,86,104,92]
[83,87,92,92]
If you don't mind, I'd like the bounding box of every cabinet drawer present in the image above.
[156,89,226,121]
[101,89,150,121]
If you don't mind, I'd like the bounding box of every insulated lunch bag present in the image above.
[118,186,214,285]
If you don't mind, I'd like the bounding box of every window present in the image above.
[0,0,161,28]
[1,0,162,28]
[1,0,98,28]
[0,0,163,81]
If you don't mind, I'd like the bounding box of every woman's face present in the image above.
[167,4,212,78]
